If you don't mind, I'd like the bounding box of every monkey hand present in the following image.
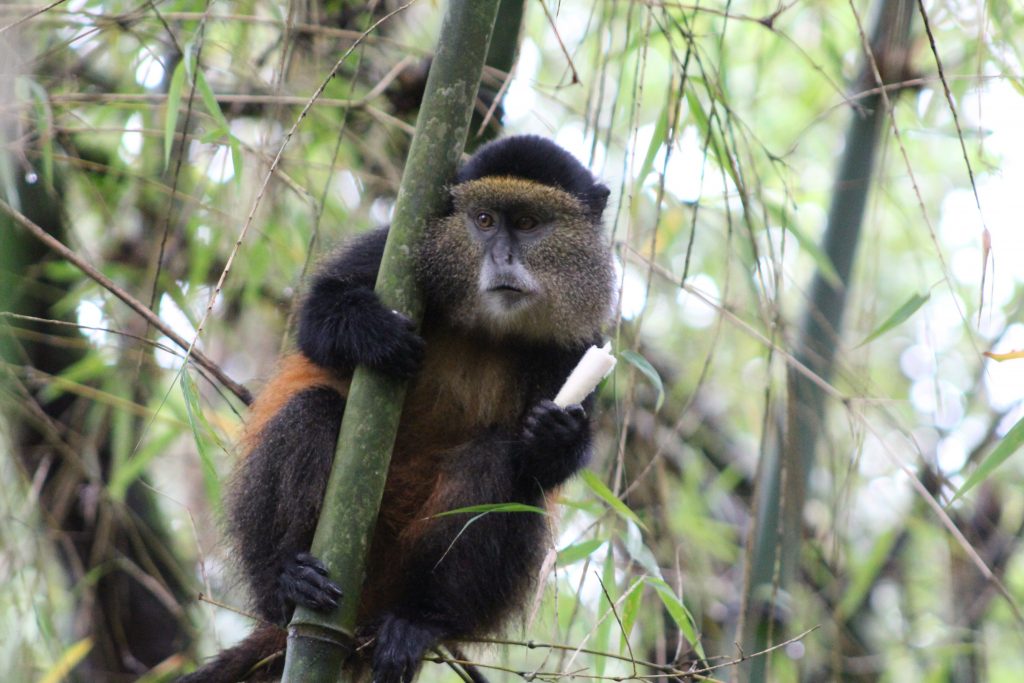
[301,287,425,378]
[354,305,425,378]
[519,400,590,489]
[276,552,343,614]
[523,399,587,450]
[371,613,444,683]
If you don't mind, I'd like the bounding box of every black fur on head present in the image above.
[456,135,611,219]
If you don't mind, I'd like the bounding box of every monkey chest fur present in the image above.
[384,328,528,515]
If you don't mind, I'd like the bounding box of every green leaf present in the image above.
[434,504,546,567]
[108,373,133,493]
[40,638,92,683]
[229,135,243,187]
[199,126,229,144]
[557,538,605,565]
[162,277,200,329]
[857,292,930,348]
[0,138,17,210]
[836,528,898,619]
[952,413,1024,503]
[621,349,664,411]
[637,101,670,184]
[645,577,705,660]
[430,502,547,518]
[39,354,109,403]
[194,68,230,133]
[164,60,187,169]
[19,78,54,188]
[580,469,648,531]
[29,84,54,189]
[621,519,663,579]
[178,369,224,509]
[620,579,645,652]
[594,545,617,676]
[108,427,177,502]
[685,87,739,190]
[786,222,842,289]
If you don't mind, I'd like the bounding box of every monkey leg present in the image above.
[371,433,550,683]
[226,386,345,623]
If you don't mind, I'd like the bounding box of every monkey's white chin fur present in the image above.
[473,292,561,342]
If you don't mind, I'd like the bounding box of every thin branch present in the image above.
[0,0,68,35]
[914,0,992,321]
[537,0,580,86]
[0,197,252,405]
[594,571,638,678]
[447,626,820,680]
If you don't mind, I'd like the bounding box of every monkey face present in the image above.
[418,177,614,345]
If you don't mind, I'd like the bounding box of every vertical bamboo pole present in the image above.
[737,2,917,680]
[281,2,502,680]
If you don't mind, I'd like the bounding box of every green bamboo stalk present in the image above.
[467,0,525,149]
[737,2,917,680]
[280,1,502,681]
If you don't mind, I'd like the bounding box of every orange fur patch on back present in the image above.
[240,354,350,455]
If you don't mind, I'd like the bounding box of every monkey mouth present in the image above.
[484,283,536,312]
[489,284,525,294]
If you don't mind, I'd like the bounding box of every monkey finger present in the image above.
[565,403,587,421]
[531,398,559,414]
[292,579,341,611]
[281,556,344,608]
[295,552,329,576]
[301,569,343,599]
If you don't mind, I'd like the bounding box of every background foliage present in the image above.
[2,0,1024,681]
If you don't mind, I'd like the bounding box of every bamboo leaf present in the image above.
[594,546,617,677]
[685,88,739,190]
[645,577,705,660]
[108,427,178,502]
[164,60,186,169]
[786,223,842,289]
[557,538,605,565]
[40,638,92,683]
[621,349,664,411]
[178,370,224,509]
[229,135,243,187]
[433,506,544,568]
[857,292,930,348]
[194,68,230,132]
[30,89,54,188]
[984,349,1024,362]
[637,102,670,184]
[836,528,899,620]
[581,469,648,531]
[952,413,1024,503]
[620,580,644,651]
[430,502,547,518]
[621,519,662,578]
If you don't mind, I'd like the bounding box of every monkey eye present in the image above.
[474,211,495,229]
[515,215,539,231]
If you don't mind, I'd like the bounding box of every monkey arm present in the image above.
[297,226,424,377]
[227,386,344,623]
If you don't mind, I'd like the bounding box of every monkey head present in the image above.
[418,136,614,345]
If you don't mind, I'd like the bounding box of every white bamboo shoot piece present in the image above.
[553,342,617,407]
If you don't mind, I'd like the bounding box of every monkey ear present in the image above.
[588,183,611,218]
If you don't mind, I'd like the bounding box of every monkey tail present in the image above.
[178,623,286,683]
